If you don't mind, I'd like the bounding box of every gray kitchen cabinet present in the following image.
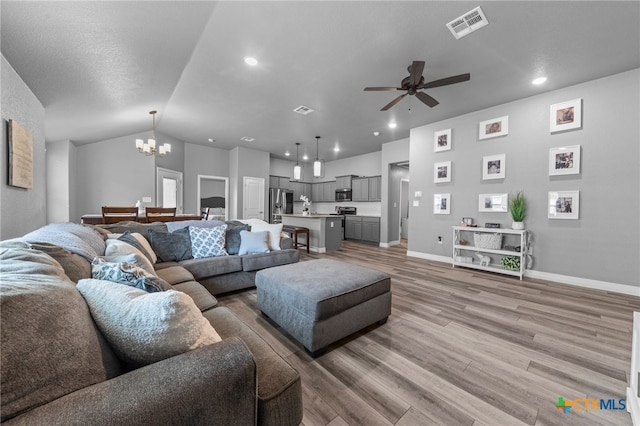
[335,175,355,190]
[368,176,382,201]
[351,177,369,201]
[278,177,291,190]
[361,217,380,242]
[311,183,323,202]
[345,216,362,240]
[323,181,336,201]
[269,175,279,188]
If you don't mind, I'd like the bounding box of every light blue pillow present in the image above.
[189,225,228,259]
[238,230,270,255]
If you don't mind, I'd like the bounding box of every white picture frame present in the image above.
[434,161,452,183]
[479,116,508,140]
[434,128,452,152]
[550,98,582,133]
[482,154,506,180]
[549,145,581,176]
[548,190,580,219]
[433,193,450,215]
[478,193,508,212]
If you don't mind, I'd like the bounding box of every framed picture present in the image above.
[8,119,34,189]
[550,98,582,133]
[479,116,508,140]
[434,128,452,152]
[434,161,452,183]
[482,154,506,180]
[478,193,508,212]
[548,190,580,219]
[433,193,450,214]
[549,145,581,176]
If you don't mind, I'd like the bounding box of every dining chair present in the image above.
[102,206,139,224]
[145,207,177,223]
[200,207,210,220]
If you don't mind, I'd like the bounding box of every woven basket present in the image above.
[474,233,502,250]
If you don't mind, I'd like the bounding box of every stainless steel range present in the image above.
[331,207,356,239]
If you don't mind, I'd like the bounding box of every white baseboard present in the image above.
[405,251,640,297]
[380,240,400,248]
[627,385,639,426]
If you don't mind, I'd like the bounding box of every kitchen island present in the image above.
[281,214,343,253]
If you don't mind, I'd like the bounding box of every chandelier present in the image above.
[135,110,171,156]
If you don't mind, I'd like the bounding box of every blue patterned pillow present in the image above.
[189,225,228,259]
[91,258,172,293]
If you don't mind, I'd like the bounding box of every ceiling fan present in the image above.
[364,61,470,111]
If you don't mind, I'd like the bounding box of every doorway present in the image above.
[156,167,183,213]
[197,175,229,221]
[243,176,265,220]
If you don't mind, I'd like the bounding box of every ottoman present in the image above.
[255,259,391,356]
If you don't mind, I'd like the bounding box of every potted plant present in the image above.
[510,191,526,230]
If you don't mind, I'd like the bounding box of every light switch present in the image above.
[330,222,334,227]
[413,200,420,207]
[142,196,152,203]
[414,191,422,198]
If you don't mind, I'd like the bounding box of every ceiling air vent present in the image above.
[240,136,255,142]
[293,105,315,115]
[446,6,488,40]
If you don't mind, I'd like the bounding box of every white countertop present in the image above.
[281,214,342,218]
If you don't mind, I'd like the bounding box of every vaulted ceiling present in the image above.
[2,1,639,162]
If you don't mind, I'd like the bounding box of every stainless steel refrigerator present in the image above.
[269,188,293,223]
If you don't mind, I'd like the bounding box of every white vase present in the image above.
[302,211,310,216]
[512,221,524,230]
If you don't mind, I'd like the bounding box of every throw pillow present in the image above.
[249,222,283,251]
[77,279,221,367]
[165,220,225,233]
[225,223,249,255]
[147,228,192,262]
[26,242,91,282]
[117,231,156,264]
[238,230,270,255]
[104,239,155,275]
[91,258,172,292]
[189,225,228,259]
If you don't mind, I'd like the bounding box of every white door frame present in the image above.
[197,175,229,220]
[400,178,410,241]
[156,167,183,214]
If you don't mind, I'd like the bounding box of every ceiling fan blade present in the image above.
[409,61,425,87]
[420,73,470,89]
[381,93,407,111]
[364,87,403,91]
[416,91,439,108]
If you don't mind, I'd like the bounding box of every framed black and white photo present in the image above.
[550,98,582,133]
[478,193,508,212]
[479,116,508,140]
[548,190,580,219]
[482,154,506,180]
[434,128,452,152]
[433,193,450,215]
[549,145,581,176]
[434,161,452,183]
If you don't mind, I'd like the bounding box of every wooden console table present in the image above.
[81,214,202,225]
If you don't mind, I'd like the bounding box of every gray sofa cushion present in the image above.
[173,281,218,311]
[97,221,168,240]
[204,307,302,426]
[0,247,111,422]
[20,222,106,261]
[242,249,300,272]
[179,255,243,280]
[148,228,192,262]
[155,265,195,285]
[24,241,91,283]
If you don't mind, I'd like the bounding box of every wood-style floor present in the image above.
[217,240,639,426]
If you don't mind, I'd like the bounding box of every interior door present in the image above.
[156,167,183,213]
[243,176,265,220]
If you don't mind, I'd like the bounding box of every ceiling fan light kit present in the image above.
[364,60,470,111]
[136,110,171,157]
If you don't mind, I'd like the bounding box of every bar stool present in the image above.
[282,225,310,253]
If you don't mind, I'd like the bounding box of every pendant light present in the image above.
[293,142,302,181]
[135,110,171,157]
[313,136,325,178]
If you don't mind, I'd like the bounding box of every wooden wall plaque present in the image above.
[8,119,33,189]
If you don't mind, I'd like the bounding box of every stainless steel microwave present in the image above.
[335,189,351,202]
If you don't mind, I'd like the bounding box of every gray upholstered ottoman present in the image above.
[255,259,391,356]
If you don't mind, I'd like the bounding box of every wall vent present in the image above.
[240,136,255,142]
[293,105,315,115]
[446,6,488,40]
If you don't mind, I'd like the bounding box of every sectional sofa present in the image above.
[0,220,302,425]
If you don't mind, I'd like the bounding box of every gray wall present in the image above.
[1,55,46,239]
[408,69,639,288]
[184,143,229,214]
[380,138,410,244]
[229,147,270,220]
[46,140,72,223]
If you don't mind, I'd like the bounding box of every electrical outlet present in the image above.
[437,236,443,244]
[413,200,420,207]
[142,196,152,203]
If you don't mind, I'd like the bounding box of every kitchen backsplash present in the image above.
[295,201,382,217]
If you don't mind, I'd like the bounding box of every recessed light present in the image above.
[532,76,547,85]
[284,151,290,156]
[244,56,258,66]
[388,122,397,129]
[373,131,380,136]
[302,154,309,160]
[208,138,214,143]
[334,147,340,152]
